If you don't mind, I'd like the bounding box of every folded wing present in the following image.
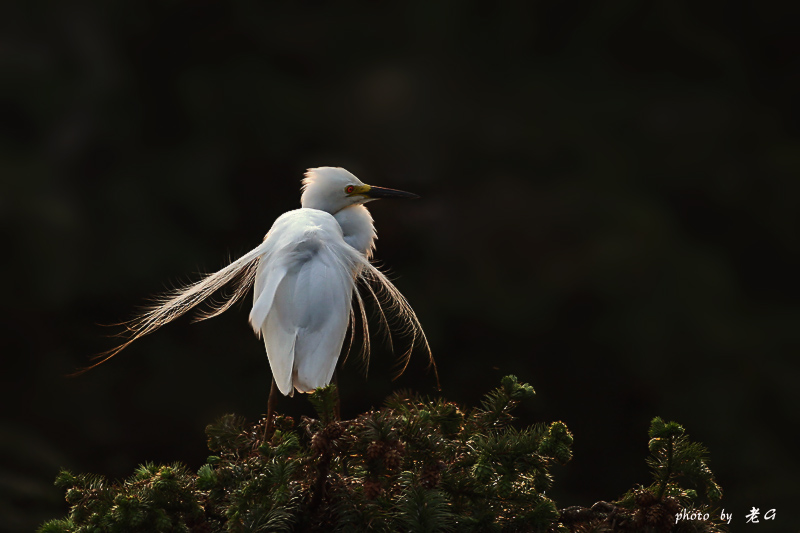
[250,209,359,395]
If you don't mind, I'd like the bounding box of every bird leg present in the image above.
[264,377,279,441]
[332,370,341,421]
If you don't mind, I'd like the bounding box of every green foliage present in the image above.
[41,376,570,532]
[307,384,339,426]
[561,417,726,532]
[645,417,722,504]
[206,413,250,453]
[40,463,203,532]
[40,380,726,533]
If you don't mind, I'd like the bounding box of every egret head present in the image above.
[301,167,419,214]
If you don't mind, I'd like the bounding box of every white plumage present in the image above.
[88,167,433,397]
[250,208,360,395]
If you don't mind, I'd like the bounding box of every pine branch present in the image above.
[40,378,726,533]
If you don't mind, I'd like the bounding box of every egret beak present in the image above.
[364,185,420,200]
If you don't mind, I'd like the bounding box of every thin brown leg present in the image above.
[332,370,341,421]
[265,377,279,440]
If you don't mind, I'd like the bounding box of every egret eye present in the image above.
[345,185,355,194]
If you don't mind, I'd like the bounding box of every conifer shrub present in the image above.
[39,376,725,532]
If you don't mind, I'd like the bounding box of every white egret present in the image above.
[86,167,435,423]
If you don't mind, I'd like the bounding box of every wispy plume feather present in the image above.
[78,240,437,388]
[353,257,438,387]
[73,241,268,375]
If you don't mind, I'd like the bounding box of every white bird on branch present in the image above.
[83,167,436,427]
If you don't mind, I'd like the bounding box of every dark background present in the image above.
[2,1,798,530]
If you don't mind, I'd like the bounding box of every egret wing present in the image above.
[249,209,359,395]
[250,259,293,394]
[290,243,354,393]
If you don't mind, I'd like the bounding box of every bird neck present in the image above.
[333,205,377,259]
